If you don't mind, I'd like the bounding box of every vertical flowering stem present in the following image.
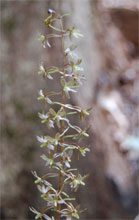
[30,9,91,220]
[57,18,66,220]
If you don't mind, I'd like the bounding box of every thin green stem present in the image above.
[56,17,67,220]
[49,24,65,33]
[47,33,68,38]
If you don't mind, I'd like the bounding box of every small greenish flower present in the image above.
[46,97,53,104]
[29,207,43,219]
[37,136,48,144]
[78,146,90,156]
[37,184,49,194]
[70,174,86,190]
[38,64,46,75]
[44,14,53,27]
[31,171,42,184]
[41,154,55,166]
[38,112,49,123]
[62,203,80,219]
[67,27,83,39]
[43,214,55,220]
[38,34,46,47]
[38,89,45,101]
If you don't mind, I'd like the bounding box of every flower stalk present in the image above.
[30,9,90,220]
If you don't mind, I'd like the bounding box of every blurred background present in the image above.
[1,0,139,219]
